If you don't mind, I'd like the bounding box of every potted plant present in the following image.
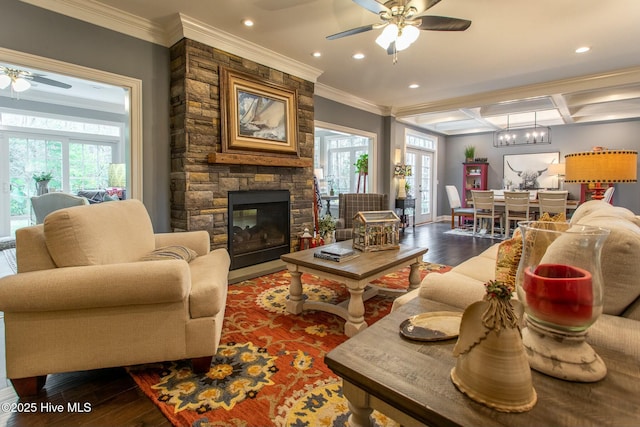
[32,171,53,195]
[405,180,412,198]
[318,215,336,243]
[464,146,476,162]
[354,153,368,175]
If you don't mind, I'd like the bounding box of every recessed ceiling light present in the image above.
[409,84,420,89]
[242,18,254,27]
[352,53,365,60]
[312,51,322,58]
[575,46,591,54]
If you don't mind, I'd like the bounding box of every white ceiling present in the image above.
[16,0,640,135]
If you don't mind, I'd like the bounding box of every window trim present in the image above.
[314,120,378,192]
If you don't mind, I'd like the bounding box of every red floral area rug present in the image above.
[127,262,450,427]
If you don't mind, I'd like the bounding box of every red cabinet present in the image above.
[462,162,489,207]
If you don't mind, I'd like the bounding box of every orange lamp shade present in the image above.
[564,150,637,184]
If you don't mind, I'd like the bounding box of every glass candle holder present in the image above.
[515,221,610,382]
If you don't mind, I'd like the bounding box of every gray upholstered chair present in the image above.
[335,193,389,241]
[445,185,474,229]
[30,192,89,224]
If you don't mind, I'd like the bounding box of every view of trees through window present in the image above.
[1,111,122,230]
[314,125,374,198]
[8,137,114,218]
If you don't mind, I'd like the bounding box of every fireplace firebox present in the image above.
[228,190,291,270]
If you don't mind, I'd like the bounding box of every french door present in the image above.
[405,148,435,224]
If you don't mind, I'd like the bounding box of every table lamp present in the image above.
[564,150,637,199]
[547,163,565,189]
[394,165,412,199]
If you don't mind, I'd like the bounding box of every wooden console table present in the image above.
[326,298,640,427]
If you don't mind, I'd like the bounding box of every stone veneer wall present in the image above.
[169,38,315,251]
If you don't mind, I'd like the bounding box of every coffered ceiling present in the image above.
[18,0,640,135]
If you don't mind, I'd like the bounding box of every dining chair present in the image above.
[30,193,89,224]
[445,185,474,229]
[471,190,503,237]
[603,186,615,204]
[503,191,533,238]
[537,190,569,217]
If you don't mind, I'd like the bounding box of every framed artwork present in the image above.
[503,152,560,190]
[220,68,298,156]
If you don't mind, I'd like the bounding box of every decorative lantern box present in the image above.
[352,210,401,252]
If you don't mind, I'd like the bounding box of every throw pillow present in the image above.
[495,228,522,290]
[140,245,198,262]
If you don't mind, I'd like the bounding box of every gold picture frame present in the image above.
[221,68,298,156]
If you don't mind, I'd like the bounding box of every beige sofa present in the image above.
[0,199,230,396]
[393,200,640,359]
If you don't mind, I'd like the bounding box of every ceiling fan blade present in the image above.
[418,16,472,31]
[352,0,390,15]
[327,23,376,40]
[30,75,72,89]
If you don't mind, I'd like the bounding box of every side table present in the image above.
[395,198,415,232]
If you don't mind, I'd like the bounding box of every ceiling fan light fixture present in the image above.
[395,25,420,51]
[12,77,31,93]
[375,23,398,49]
[0,74,11,90]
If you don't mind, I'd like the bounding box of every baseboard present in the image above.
[228,259,286,284]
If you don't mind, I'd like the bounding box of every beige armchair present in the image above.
[0,199,230,397]
[335,193,389,241]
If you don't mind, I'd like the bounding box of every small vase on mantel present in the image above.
[36,180,50,196]
[451,280,537,413]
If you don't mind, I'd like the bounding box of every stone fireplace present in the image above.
[228,190,290,270]
[169,38,315,268]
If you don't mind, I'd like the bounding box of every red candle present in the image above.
[523,264,593,327]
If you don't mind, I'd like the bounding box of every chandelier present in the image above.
[493,112,551,147]
[0,68,32,93]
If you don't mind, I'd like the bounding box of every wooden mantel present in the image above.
[208,152,313,167]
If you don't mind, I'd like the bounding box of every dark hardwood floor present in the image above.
[0,221,494,427]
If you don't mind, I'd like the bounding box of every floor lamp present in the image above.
[564,150,637,199]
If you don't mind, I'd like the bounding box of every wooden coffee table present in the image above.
[325,297,640,427]
[280,240,427,337]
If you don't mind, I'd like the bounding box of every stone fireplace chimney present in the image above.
[169,39,315,260]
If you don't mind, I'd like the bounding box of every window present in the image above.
[2,112,123,233]
[314,122,376,196]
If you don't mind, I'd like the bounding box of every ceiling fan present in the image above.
[0,66,72,94]
[327,0,471,61]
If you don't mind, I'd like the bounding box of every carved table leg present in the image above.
[286,267,304,314]
[343,380,373,427]
[345,287,367,337]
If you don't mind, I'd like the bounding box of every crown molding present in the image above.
[315,83,391,117]
[169,14,323,83]
[395,66,640,118]
[20,0,167,45]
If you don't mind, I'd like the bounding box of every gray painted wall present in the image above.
[1,1,171,231]
[444,120,640,215]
